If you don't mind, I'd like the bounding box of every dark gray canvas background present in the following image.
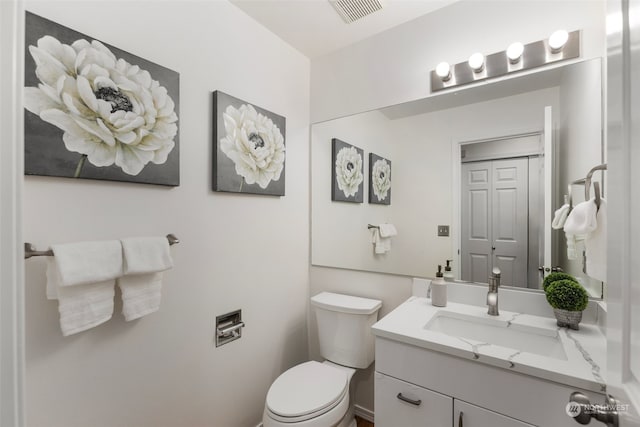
[368,152,391,205]
[212,91,286,196]
[24,12,180,186]
[331,138,364,203]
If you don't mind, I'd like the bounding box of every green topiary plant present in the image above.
[542,272,578,292]
[545,280,589,312]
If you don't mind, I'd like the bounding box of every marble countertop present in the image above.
[372,297,607,393]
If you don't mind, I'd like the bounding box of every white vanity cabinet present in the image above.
[375,373,452,426]
[374,337,605,427]
[375,372,533,427]
[454,400,534,427]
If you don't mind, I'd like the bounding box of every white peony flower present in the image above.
[220,103,285,189]
[371,158,391,201]
[335,146,363,198]
[24,36,178,176]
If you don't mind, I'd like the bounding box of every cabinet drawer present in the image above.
[454,400,534,427]
[375,372,453,427]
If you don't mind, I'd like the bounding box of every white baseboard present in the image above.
[354,404,374,422]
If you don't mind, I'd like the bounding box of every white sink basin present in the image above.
[424,311,567,360]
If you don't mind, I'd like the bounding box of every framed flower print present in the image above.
[212,91,286,196]
[331,138,364,203]
[24,12,180,186]
[368,153,391,205]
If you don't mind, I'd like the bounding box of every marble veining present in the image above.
[507,350,523,368]
[457,337,491,359]
[506,312,522,327]
[565,329,607,392]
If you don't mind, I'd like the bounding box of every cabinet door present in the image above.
[375,372,452,427]
[454,400,534,427]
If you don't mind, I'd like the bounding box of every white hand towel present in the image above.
[552,203,571,229]
[371,228,391,254]
[564,198,598,235]
[119,237,173,321]
[378,223,397,238]
[47,240,122,336]
[586,199,607,281]
[51,240,123,286]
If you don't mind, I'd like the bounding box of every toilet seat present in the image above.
[265,361,348,423]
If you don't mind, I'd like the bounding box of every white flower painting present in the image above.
[331,138,364,203]
[213,91,286,196]
[24,12,180,186]
[369,153,391,205]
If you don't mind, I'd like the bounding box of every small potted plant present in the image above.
[545,279,589,330]
[542,272,579,292]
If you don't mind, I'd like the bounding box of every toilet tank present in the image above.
[311,292,382,369]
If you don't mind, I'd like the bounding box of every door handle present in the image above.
[458,411,464,427]
[396,393,421,406]
[568,392,619,427]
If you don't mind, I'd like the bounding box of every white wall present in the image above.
[311,0,606,122]
[22,2,310,426]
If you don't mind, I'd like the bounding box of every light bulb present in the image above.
[468,52,485,73]
[548,30,569,53]
[435,62,451,81]
[507,42,524,64]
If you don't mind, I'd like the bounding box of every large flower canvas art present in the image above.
[24,12,180,186]
[331,138,364,203]
[213,91,286,196]
[369,153,391,205]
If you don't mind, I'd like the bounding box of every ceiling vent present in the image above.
[330,0,384,24]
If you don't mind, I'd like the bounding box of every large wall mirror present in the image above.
[311,58,605,297]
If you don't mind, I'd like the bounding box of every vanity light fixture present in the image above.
[548,29,569,53]
[506,42,524,64]
[468,52,485,73]
[435,62,452,81]
[430,30,580,93]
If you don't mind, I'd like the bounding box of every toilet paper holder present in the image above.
[216,309,244,347]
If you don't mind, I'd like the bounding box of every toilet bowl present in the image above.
[262,292,382,427]
[262,361,355,427]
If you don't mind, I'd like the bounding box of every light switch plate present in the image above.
[438,225,450,237]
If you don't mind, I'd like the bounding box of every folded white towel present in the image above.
[121,236,173,275]
[51,240,123,286]
[552,203,571,229]
[118,273,164,321]
[47,240,122,336]
[371,228,392,254]
[586,199,607,281]
[119,237,173,321]
[378,223,397,238]
[564,198,598,235]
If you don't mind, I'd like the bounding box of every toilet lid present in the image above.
[266,361,348,418]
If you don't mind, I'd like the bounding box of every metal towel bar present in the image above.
[24,234,179,259]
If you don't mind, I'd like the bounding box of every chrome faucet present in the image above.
[487,267,501,316]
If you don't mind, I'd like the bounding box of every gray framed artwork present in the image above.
[212,91,286,196]
[24,12,180,186]
[368,153,391,205]
[331,138,364,203]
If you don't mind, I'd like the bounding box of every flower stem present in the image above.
[74,154,87,178]
[239,178,244,192]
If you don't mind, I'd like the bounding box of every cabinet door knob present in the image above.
[568,392,619,427]
[458,411,464,427]
[396,393,422,406]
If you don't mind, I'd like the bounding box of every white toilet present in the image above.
[263,292,382,427]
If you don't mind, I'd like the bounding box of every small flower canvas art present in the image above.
[369,153,391,205]
[24,12,180,186]
[213,91,286,196]
[331,138,364,203]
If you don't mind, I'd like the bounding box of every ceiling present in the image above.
[230,0,460,58]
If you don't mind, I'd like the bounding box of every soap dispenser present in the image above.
[431,265,447,307]
[444,259,454,282]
